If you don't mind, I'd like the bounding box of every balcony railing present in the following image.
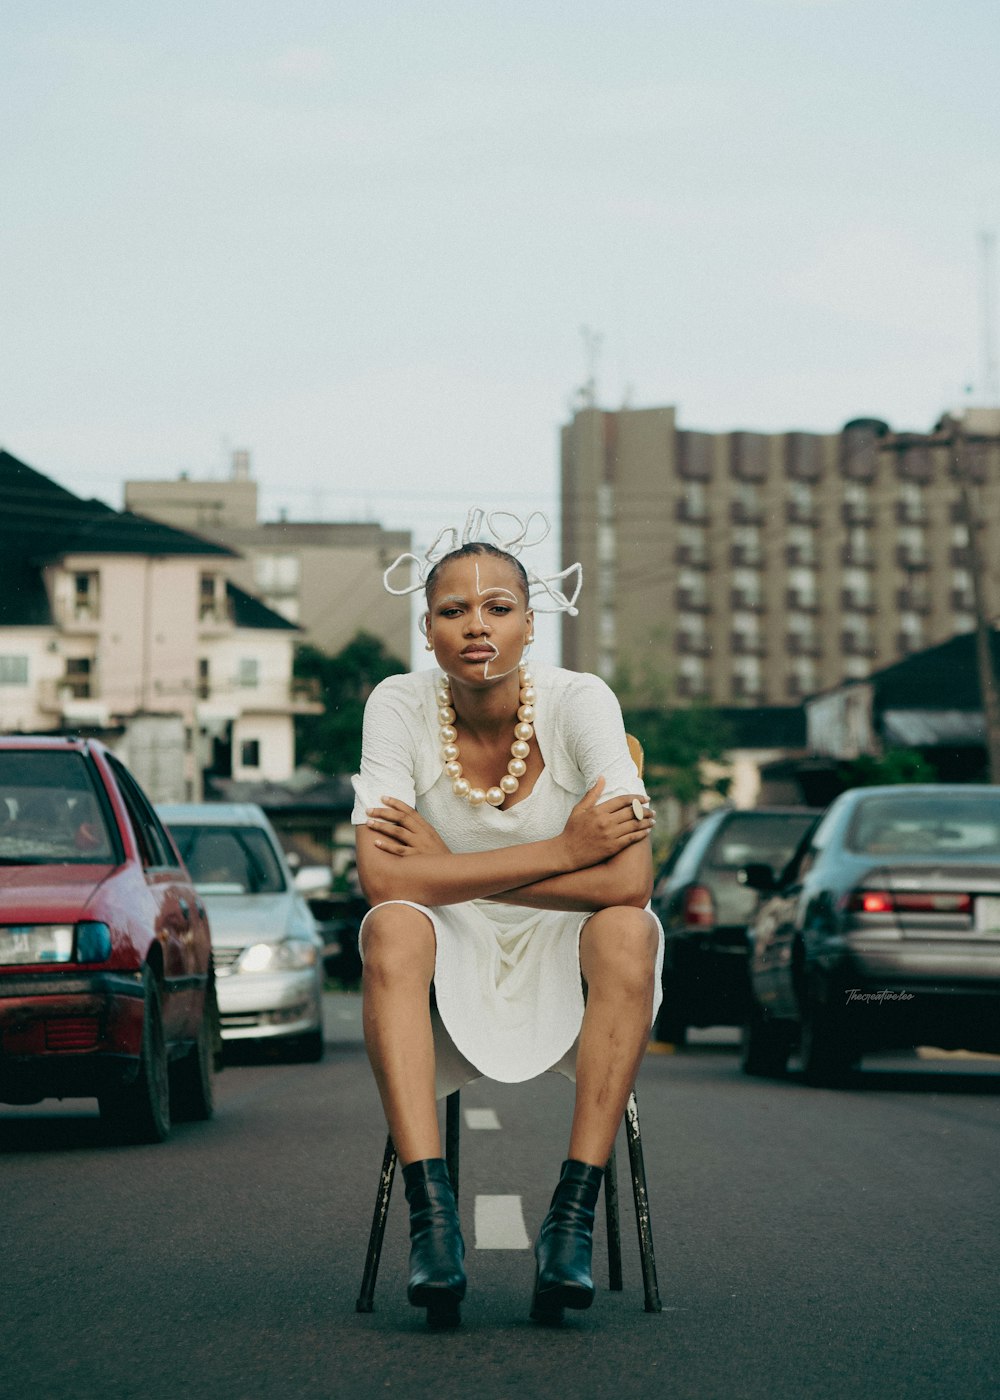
[731,633,766,656]
[897,589,931,614]
[840,590,875,613]
[675,544,709,568]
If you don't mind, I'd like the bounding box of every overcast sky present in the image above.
[3,0,999,659]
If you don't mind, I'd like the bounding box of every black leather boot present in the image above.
[530,1159,603,1322]
[402,1158,466,1327]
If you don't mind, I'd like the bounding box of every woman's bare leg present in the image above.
[569,907,659,1167]
[361,903,441,1165]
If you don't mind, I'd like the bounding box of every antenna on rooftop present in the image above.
[980,229,999,404]
[576,325,603,409]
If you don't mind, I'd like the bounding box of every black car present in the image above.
[652,805,822,1043]
[741,784,1000,1084]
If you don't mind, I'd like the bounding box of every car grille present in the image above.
[212,946,243,972]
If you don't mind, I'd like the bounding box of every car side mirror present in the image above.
[738,862,778,893]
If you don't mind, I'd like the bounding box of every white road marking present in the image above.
[464,1107,501,1130]
[474,1194,532,1250]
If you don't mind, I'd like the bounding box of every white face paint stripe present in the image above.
[474,559,521,679]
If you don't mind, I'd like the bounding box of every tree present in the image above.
[294,632,407,775]
[836,747,938,791]
[612,655,732,805]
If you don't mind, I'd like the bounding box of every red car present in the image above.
[0,736,219,1142]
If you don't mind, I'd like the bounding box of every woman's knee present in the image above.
[581,907,658,991]
[361,903,436,984]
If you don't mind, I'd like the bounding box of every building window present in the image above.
[240,739,261,769]
[237,657,259,688]
[63,656,92,697]
[254,553,300,593]
[0,655,28,685]
[197,658,210,699]
[74,571,100,620]
[199,572,221,620]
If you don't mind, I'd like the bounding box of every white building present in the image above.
[0,450,320,800]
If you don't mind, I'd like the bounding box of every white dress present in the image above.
[351,663,664,1097]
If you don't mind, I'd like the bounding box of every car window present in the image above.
[847,795,1000,856]
[705,813,819,874]
[0,751,117,864]
[166,824,287,894]
[107,757,179,869]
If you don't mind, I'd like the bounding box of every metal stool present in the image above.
[356,1085,662,1314]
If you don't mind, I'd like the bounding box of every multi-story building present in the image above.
[0,450,320,800]
[561,404,1000,705]
[125,454,412,665]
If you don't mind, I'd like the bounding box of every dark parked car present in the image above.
[742,784,1000,1084]
[0,737,219,1141]
[652,805,822,1043]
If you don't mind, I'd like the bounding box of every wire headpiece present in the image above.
[383,508,583,616]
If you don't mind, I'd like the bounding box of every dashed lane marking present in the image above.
[474,1194,532,1250]
[464,1107,501,1129]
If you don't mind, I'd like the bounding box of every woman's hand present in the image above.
[559,777,655,871]
[366,798,451,858]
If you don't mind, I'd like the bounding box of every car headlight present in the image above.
[237,939,318,974]
[0,921,112,966]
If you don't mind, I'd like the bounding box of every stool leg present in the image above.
[445,1090,461,1203]
[624,1088,663,1313]
[604,1141,624,1291]
[356,1134,397,1312]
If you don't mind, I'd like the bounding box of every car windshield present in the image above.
[0,751,116,864]
[705,813,817,873]
[167,824,286,893]
[847,795,1000,856]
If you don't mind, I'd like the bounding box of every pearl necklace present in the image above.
[436,663,536,807]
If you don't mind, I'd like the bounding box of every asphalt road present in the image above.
[2,995,999,1400]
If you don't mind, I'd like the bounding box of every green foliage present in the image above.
[620,706,733,804]
[612,654,733,803]
[837,747,938,790]
[294,632,407,775]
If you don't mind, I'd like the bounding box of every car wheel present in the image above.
[169,981,219,1122]
[799,988,856,1087]
[286,1027,324,1063]
[99,967,171,1143]
[741,1002,792,1077]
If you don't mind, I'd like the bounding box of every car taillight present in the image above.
[848,889,972,914]
[683,884,715,927]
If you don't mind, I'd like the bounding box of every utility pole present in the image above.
[951,418,1000,781]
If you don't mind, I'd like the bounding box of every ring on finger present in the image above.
[631,797,645,821]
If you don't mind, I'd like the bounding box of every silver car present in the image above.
[157,802,324,1063]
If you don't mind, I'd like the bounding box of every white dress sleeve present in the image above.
[558,671,646,804]
[350,675,425,823]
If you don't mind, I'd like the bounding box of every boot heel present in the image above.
[530,1159,602,1324]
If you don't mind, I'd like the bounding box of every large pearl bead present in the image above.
[520,686,537,704]
[439,724,457,744]
[442,743,460,762]
[444,761,463,779]
[514,722,534,741]
[500,774,519,794]
[468,787,487,806]
[438,705,456,724]
[508,758,527,778]
[485,787,505,806]
[511,739,530,760]
[517,704,535,723]
[452,777,471,797]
